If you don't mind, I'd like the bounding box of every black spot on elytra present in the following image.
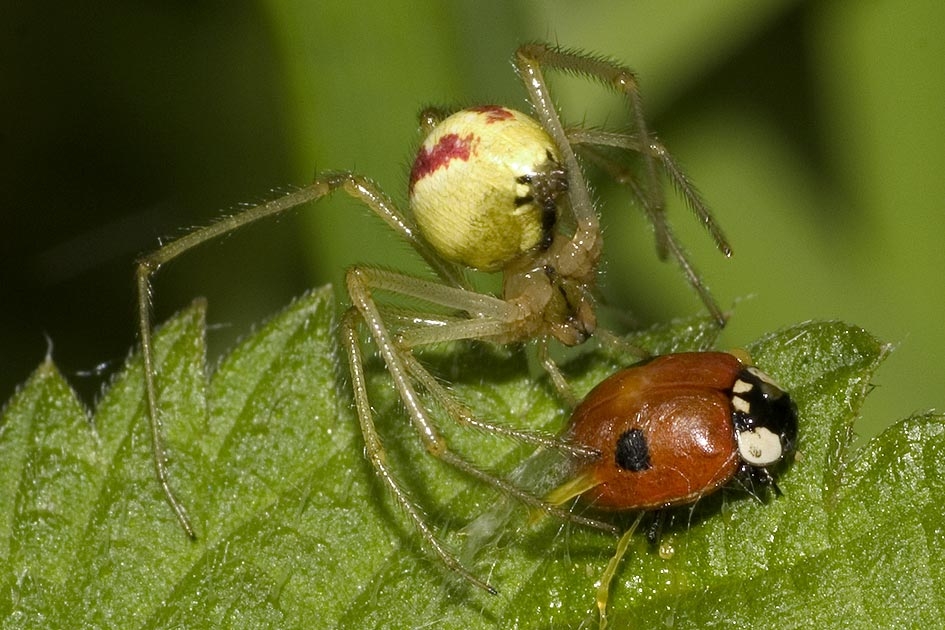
[615,428,651,472]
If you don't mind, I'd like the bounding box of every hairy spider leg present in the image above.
[571,128,731,322]
[339,307,500,594]
[345,267,621,505]
[515,43,732,326]
[136,173,460,537]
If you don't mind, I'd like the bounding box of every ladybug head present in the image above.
[730,366,798,468]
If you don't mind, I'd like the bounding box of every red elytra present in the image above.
[563,352,747,510]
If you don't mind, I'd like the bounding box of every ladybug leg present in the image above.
[644,509,668,545]
[763,466,785,497]
[736,463,782,501]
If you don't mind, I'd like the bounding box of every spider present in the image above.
[135,43,732,594]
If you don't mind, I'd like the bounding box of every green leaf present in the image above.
[1,290,942,628]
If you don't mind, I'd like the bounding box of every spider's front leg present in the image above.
[566,127,731,259]
[516,43,663,244]
[515,43,663,232]
[515,43,732,327]
[569,132,730,327]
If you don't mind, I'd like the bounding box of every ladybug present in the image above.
[548,352,798,520]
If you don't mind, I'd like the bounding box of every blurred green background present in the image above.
[3,1,943,442]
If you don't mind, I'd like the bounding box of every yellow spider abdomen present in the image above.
[409,106,562,272]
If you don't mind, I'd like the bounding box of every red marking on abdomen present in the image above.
[469,105,514,123]
[409,132,476,190]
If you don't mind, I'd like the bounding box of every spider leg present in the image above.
[339,308,499,595]
[347,269,623,454]
[514,45,601,272]
[536,337,577,406]
[515,44,729,327]
[399,349,598,459]
[136,173,461,537]
[345,266,618,590]
[571,139,728,326]
[344,268,609,457]
[515,43,660,245]
[567,128,731,257]
[340,265,597,440]
[592,328,651,364]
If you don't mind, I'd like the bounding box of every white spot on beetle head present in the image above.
[732,378,753,394]
[736,427,783,465]
[746,366,782,389]
[731,395,751,414]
